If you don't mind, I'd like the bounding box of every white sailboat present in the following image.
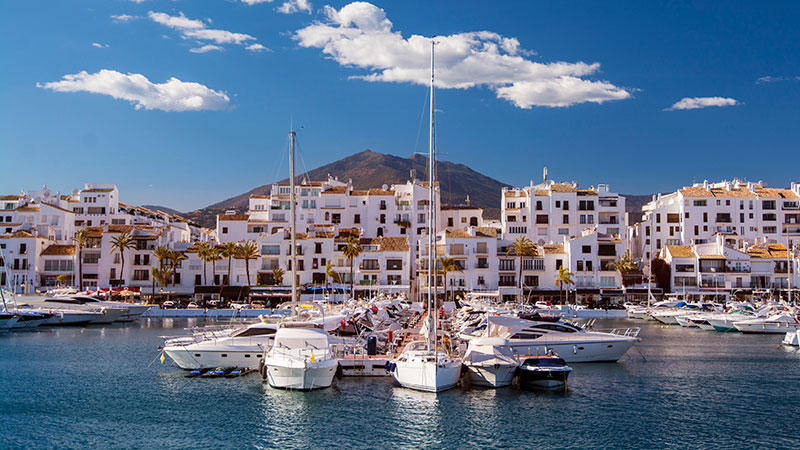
[389,40,462,393]
[261,129,338,390]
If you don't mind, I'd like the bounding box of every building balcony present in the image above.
[359,265,381,271]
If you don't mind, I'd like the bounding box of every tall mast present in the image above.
[427,39,437,354]
[289,130,298,304]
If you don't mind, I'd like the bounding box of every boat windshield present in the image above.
[233,326,276,337]
[524,357,567,367]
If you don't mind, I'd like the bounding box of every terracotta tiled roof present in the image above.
[107,224,154,234]
[350,190,369,196]
[41,202,75,214]
[475,227,497,238]
[755,188,798,199]
[250,195,270,199]
[504,191,520,198]
[747,244,788,259]
[440,205,481,211]
[336,227,360,239]
[0,195,23,201]
[679,187,714,197]
[420,181,439,187]
[698,254,726,259]
[534,189,550,196]
[0,230,35,239]
[708,187,756,198]
[15,206,40,212]
[577,189,598,196]
[367,188,394,196]
[360,236,409,252]
[542,244,565,254]
[84,226,103,237]
[41,244,76,256]
[217,214,249,221]
[82,188,114,193]
[322,186,348,194]
[666,245,696,258]
[550,183,577,193]
[444,228,471,238]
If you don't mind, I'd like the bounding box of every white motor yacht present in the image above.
[463,336,518,388]
[18,305,102,326]
[162,320,277,370]
[37,298,125,324]
[10,311,52,329]
[56,295,150,321]
[471,316,640,363]
[261,323,339,390]
[733,313,800,334]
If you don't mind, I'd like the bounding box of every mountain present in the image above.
[621,194,654,225]
[184,150,511,227]
[142,205,183,216]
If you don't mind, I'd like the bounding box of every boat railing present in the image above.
[604,327,641,338]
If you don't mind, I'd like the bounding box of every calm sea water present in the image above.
[2,319,799,450]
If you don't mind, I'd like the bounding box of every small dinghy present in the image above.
[517,356,573,391]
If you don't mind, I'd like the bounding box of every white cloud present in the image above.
[111,14,138,23]
[37,69,230,112]
[756,75,800,84]
[666,97,739,111]
[245,43,270,52]
[91,42,110,49]
[240,0,275,4]
[147,11,263,50]
[190,44,223,54]
[294,2,630,108]
[278,0,312,14]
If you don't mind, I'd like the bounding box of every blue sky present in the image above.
[1,1,799,211]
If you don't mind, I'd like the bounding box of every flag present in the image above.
[160,353,165,364]
[310,351,315,363]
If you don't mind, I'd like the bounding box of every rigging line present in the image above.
[294,136,312,184]
[413,88,430,157]
[271,137,290,191]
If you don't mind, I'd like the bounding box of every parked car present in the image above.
[162,300,177,309]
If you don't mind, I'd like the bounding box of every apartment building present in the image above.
[632,180,800,263]
[501,180,626,245]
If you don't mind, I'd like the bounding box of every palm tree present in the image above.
[236,240,259,286]
[221,242,237,284]
[555,266,575,305]
[196,242,213,285]
[272,267,285,286]
[342,235,362,298]
[506,236,536,303]
[72,229,88,289]
[109,231,135,286]
[209,247,222,285]
[609,250,636,286]
[152,245,171,271]
[324,260,339,298]
[439,256,461,304]
[150,266,171,302]
[168,250,187,287]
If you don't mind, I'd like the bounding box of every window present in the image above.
[536,200,543,211]
[133,270,149,281]
[418,213,425,224]
[499,260,515,271]
[222,227,228,234]
[656,213,661,223]
[387,275,402,285]
[694,225,699,235]
[563,214,569,224]
[558,228,569,235]
[762,200,776,210]
[499,275,516,287]
[19,243,27,254]
[556,259,563,270]
[262,245,280,255]
[762,213,776,221]
[83,253,100,264]
[195,274,202,285]
[577,260,583,271]
[523,275,538,287]
[361,259,379,270]
[386,259,402,270]
[447,217,454,227]
[353,214,360,224]
[563,201,569,210]
[578,200,594,211]
[555,201,561,208]
[582,245,591,254]
[693,199,707,207]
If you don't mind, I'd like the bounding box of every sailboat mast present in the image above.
[290,130,298,304]
[427,39,437,354]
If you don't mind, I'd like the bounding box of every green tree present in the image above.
[221,242,238,284]
[555,266,576,305]
[72,229,88,289]
[196,242,213,285]
[150,266,172,302]
[209,246,222,285]
[439,256,462,304]
[342,235,362,298]
[236,240,259,286]
[609,250,636,286]
[109,231,135,285]
[506,236,536,303]
[272,267,285,286]
[168,250,187,287]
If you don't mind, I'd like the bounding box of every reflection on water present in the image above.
[2,319,800,449]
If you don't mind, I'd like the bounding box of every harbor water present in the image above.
[2,319,799,449]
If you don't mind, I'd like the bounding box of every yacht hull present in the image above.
[0,315,18,330]
[518,367,571,390]
[44,310,99,326]
[391,360,462,392]
[509,338,637,363]
[338,355,391,377]
[264,360,338,390]
[464,363,516,388]
[164,343,268,370]
[733,322,800,334]
[782,330,800,346]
